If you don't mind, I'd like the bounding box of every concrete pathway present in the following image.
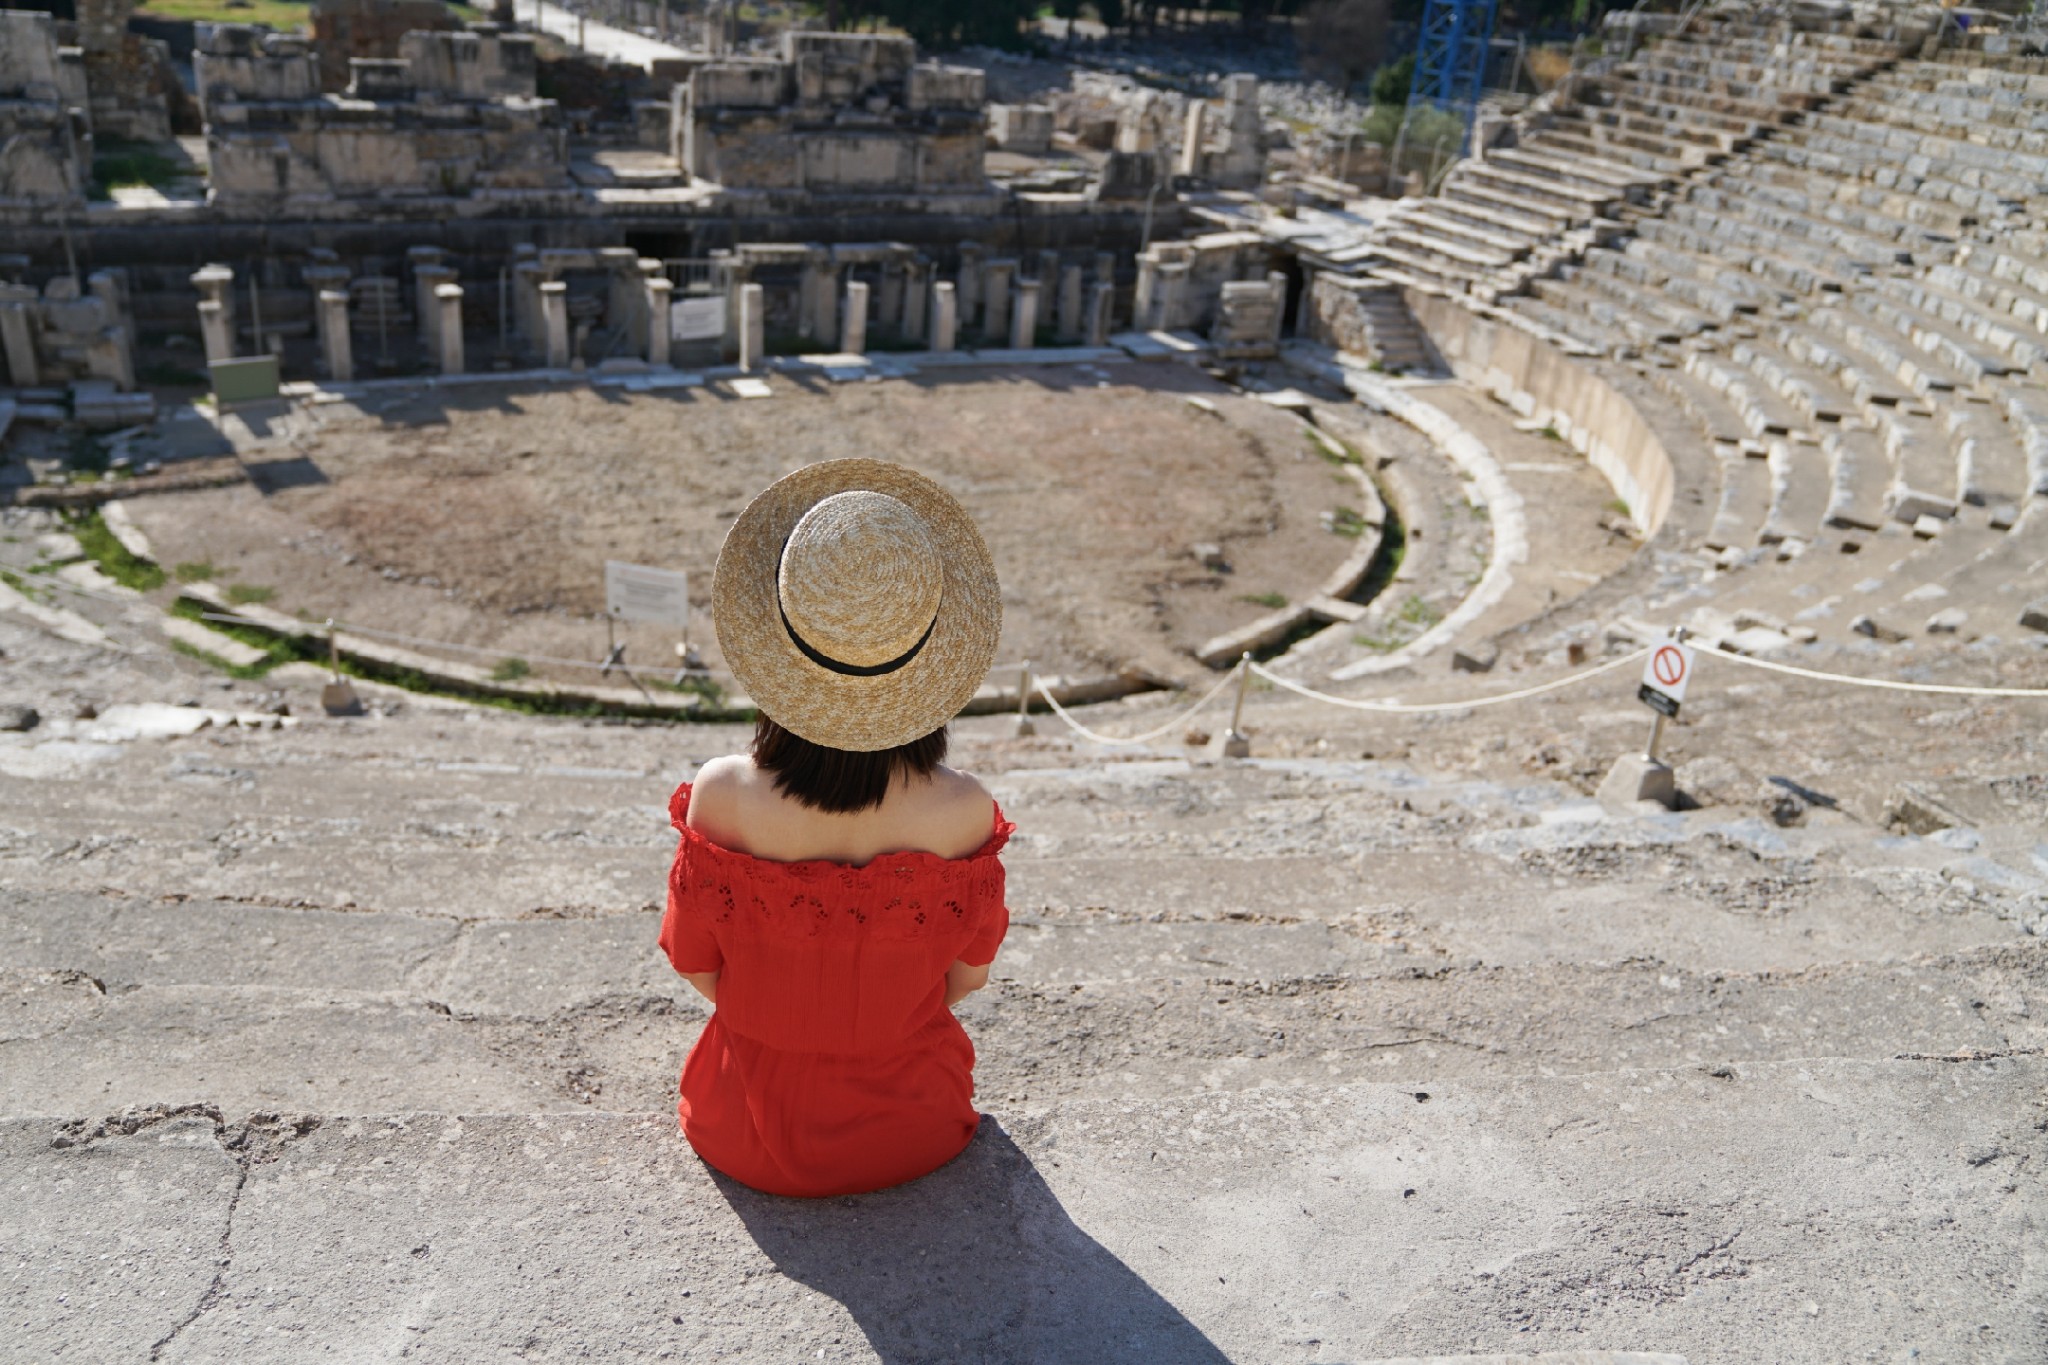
[519,0,689,70]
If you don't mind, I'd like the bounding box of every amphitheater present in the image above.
[3,0,2048,1361]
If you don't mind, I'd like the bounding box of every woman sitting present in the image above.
[660,458,1012,1198]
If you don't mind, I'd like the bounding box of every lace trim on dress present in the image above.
[666,783,1012,942]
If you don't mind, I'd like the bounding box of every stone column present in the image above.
[738,282,765,371]
[1085,280,1113,347]
[0,299,38,386]
[957,241,985,326]
[1011,279,1039,350]
[601,247,643,339]
[840,280,869,355]
[1178,100,1206,178]
[901,261,929,345]
[800,248,836,345]
[317,289,353,383]
[876,263,904,335]
[513,261,546,355]
[540,281,570,369]
[1133,255,1160,332]
[408,247,448,342]
[1057,264,1084,342]
[1036,249,1061,294]
[646,275,673,367]
[197,300,234,365]
[190,265,235,361]
[1158,263,1189,332]
[1095,251,1116,285]
[982,260,1013,345]
[1267,270,1289,344]
[436,283,464,375]
[416,264,458,359]
[931,282,957,353]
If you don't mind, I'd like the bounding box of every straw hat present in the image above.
[712,458,1001,752]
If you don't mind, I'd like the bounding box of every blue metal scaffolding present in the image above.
[1409,0,1501,153]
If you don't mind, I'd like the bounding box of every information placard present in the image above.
[670,296,726,342]
[604,561,690,627]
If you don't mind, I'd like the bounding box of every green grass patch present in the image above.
[66,509,164,591]
[1537,425,1563,442]
[1605,497,1632,516]
[1308,431,1358,466]
[224,583,275,606]
[1326,505,1371,538]
[135,0,311,28]
[490,656,532,682]
[1397,593,1443,628]
[168,599,295,678]
[663,674,729,706]
[1239,591,1289,610]
[174,560,216,583]
[90,139,190,197]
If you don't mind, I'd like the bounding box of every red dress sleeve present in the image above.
[956,805,1014,967]
[659,784,724,975]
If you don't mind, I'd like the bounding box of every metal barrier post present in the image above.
[1015,660,1035,737]
[1223,654,1252,758]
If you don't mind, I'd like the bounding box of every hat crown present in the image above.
[777,490,944,670]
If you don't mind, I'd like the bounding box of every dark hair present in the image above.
[751,715,948,814]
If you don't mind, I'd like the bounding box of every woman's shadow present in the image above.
[712,1117,1230,1364]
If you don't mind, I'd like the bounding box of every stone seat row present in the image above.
[1730,163,1971,241]
[1760,139,2019,219]
[1800,111,2048,185]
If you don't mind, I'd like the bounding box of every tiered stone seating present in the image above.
[1366,14,1904,300]
[1469,31,2048,627]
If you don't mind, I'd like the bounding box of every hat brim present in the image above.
[712,458,1002,752]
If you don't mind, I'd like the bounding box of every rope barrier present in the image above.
[1695,643,2048,698]
[1032,662,1244,747]
[1248,648,1652,712]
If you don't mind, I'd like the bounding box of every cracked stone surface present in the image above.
[4,550,2046,1362]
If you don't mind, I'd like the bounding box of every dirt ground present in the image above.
[127,363,1376,684]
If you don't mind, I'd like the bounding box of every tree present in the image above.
[1371,52,1414,106]
[1299,0,1392,92]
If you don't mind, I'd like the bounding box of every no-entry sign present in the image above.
[1638,637,1696,718]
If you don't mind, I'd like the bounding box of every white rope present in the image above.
[1696,643,2048,698]
[1248,648,1651,712]
[1032,663,1244,747]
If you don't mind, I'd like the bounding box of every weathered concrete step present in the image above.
[7,939,2039,1116]
[7,1057,2033,1362]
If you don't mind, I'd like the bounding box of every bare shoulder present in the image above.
[918,764,997,859]
[686,755,760,833]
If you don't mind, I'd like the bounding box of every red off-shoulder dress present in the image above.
[658,782,1014,1198]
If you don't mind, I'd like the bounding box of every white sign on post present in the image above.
[670,296,726,342]
[1638,636,1696,718]
[604,561,690,628]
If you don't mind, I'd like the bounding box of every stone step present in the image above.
[9,1057,2035,1362]
[5,865,2038,1116]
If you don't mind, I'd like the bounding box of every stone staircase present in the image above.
[1417,35,2048,656]
[3,586,2044,1361]
[1365,11,1919,305]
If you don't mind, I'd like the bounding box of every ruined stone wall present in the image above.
[77,0,175,142]
[400,28,537,102]
[0,11,89,214]
[310,0,461,94]
[681,32,987,194]
[0,272,136,390]
[197,24,567,209]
